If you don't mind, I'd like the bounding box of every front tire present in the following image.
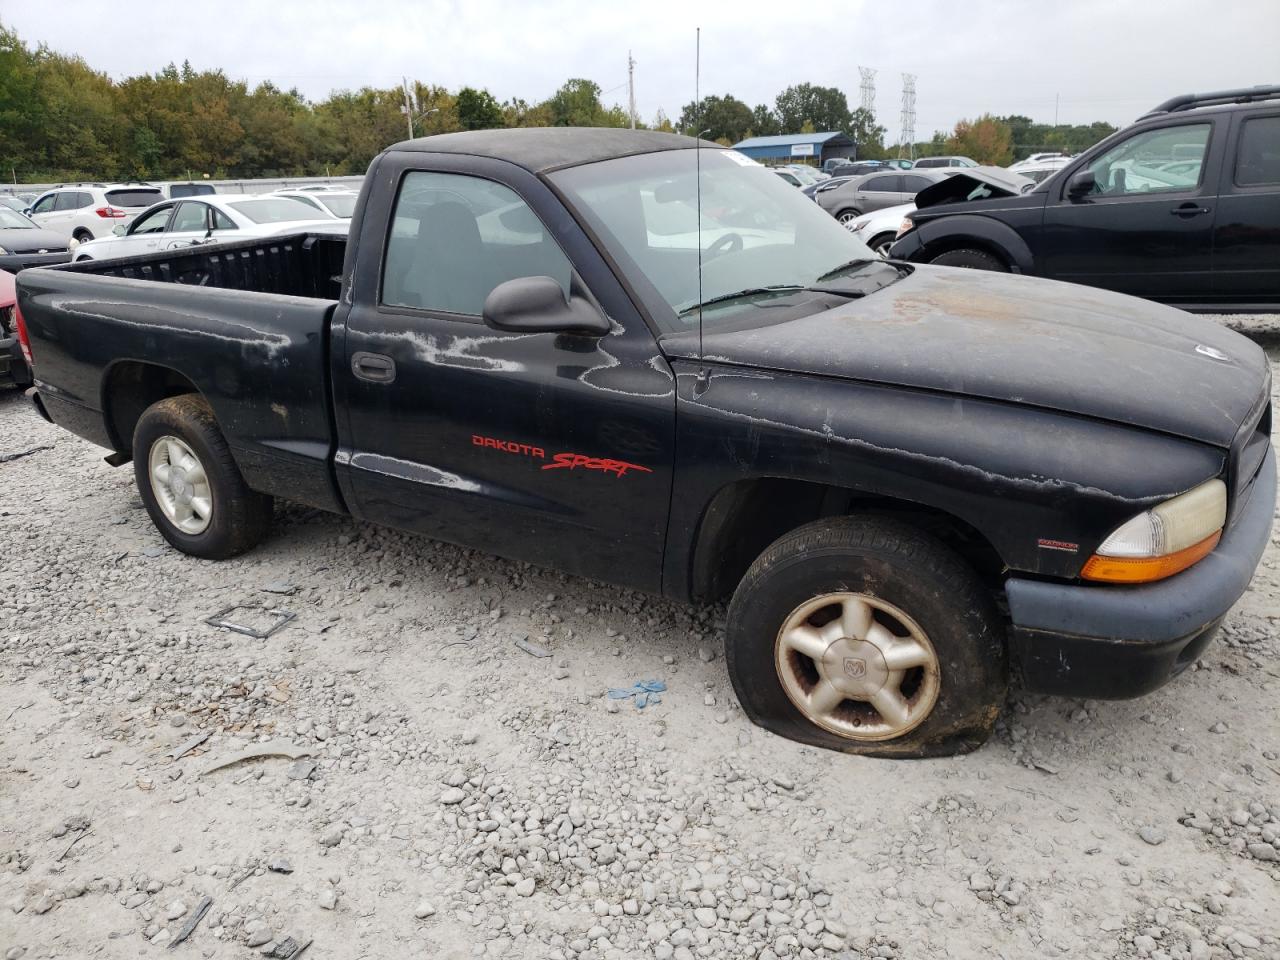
[835,208,862,224]
[929,247,1008,271]
[133,394,273,559]
[867,232,897,258]
[725,516,1006,757]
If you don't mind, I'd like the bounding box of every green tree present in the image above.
[456,87,503,130]
[545,78,604,126]
[774,83,852,134]
[677,94,753,142]
[749,104,780,137]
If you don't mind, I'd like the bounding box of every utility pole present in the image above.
[1054,92,1060,128]
[402,77,416,139]
[628,51,637,130]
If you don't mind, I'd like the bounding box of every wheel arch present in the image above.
[100,360,205,462]
[913,215,1033,273]
[687,476,1007,604]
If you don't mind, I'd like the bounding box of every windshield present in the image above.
[317,194,357,218]
[551,149,880,332]
[0,208,35,228]
[227,197,324,224]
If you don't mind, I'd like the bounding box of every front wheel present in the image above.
[133,394,273,559]
[725,516,1006,757]
[867,232,897,258]
[834,208,862,224]
[929,247,1008,271]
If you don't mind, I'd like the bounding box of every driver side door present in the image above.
[113,203,175,257]
[1039,120,1223,302]
[332,157,677,593]
[159,200,214,249]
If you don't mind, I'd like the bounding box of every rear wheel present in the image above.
[726,516,1006,757]
[929,247,1008,271]
[72,228,94,245]
[133,394,272,559]
[835,208,862,224]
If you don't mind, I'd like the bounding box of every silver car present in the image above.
[816,169,955,224]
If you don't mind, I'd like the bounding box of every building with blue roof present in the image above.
[731,131,855,165]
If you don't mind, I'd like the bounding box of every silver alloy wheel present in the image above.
[148,435,213,535]
[836,210,860,224]
[874,238,894,258]
[774,592,941,741]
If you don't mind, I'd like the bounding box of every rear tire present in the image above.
[929,247,1008,271]
[133,394,272,559]
[72,228,94,245]
[725,516,1006,757]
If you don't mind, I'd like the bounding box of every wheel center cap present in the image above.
[822,638,889,698]
[170,470,191,503]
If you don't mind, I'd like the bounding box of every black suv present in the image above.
[890,86,1280,311]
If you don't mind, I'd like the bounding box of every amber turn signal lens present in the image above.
[1081,531,1221,584]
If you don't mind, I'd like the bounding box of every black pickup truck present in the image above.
[17,128,1276,757]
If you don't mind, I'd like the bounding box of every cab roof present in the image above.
[386,127,713,174]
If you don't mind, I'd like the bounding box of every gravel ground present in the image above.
[1,331,1278,960]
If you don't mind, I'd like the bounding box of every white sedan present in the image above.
[72,194,346,261]
[271,189,359,219]
[845,201,918,258]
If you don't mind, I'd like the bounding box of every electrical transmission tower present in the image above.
[858,67,876,115]
[898,74,917,159]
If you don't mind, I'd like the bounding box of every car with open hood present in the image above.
[16,128,1275,759]
[891,85,1280,310]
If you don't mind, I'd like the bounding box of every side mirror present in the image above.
[112,224,127,237]
[482,276,610,337]
[1066,169,1096,198]
[21,208,31,217]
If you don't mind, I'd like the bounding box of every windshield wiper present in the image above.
[676,284,805,317]
[814,258,879,282]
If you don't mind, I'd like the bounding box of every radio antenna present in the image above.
[693,26,710,396]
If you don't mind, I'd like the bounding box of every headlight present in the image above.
[850,218,869,232]
[896,217,914,238]
[1081,478,1226,583]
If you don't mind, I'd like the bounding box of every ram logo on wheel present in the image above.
[843,658,867,680]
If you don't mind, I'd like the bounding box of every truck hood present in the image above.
[912,166,1035,208]
[663,266,1268,448]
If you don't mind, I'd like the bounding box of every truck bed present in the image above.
[19,233,349,514]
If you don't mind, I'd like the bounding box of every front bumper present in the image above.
[886,230,925,262]
[0,251,71,272]
[0,334,31,389]
[1005,444,1276,698]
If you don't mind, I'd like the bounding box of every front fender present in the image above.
[897,214,1034,273]
[662,363,1224,600]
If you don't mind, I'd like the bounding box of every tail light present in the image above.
[94,206,128,218]
[14,301,33,367]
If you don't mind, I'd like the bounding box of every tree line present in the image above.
[0,21,1118,182]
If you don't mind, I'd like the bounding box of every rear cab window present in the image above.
[381,171,572,316]
[106,188,164,208]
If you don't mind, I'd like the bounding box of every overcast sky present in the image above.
[7,0,1278,136]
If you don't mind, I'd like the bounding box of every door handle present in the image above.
[1170,204,1211,217]
[351,351,396,383]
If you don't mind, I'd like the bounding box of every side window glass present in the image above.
[1085,123,1211,196]
[382,171,572,316]
[863,176,898,191]
[169,202,208,233]
[211,209,236,230]
[31,195,56,214]
[130,206,173,234]
[901,175,932,193]
[53,193,80,212]
[1235,116,1280,187]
